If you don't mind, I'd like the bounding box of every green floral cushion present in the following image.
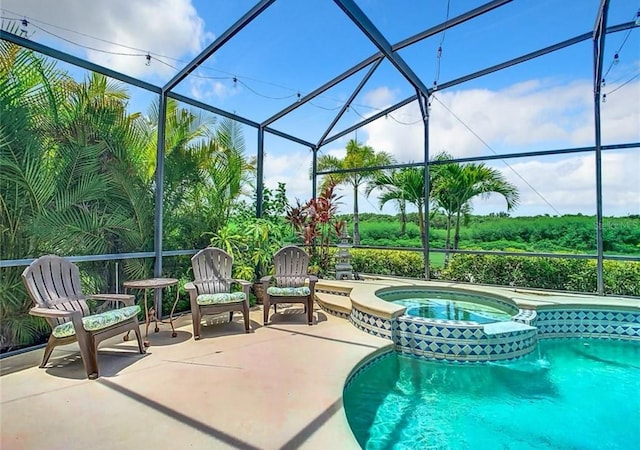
[52,305,141,338]
[267,286,311,297]
[196,292,246,305]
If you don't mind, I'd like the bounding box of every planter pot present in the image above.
[252,282,265,304]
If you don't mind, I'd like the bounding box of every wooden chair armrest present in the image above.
[88,293,135,306]
[231,279,251,305]
[261,275,273,294]
[191,281,207,294]
[307,275,317,292]
[184,282,198,309]
[29,307,81,319]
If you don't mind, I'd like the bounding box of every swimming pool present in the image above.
[343,339,640,449]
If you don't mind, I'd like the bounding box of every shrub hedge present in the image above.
[348,249,640,297]
[440,255,640,296]
[350,249,427,278]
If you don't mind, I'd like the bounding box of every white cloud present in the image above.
[189,77,232,102]
[354,77,639,216]
[362,86,398,109]
[491,152,640,216]
[263,151,314,204]
[363,78,639,161]
[4,0,637,217]
[3,0,213,79]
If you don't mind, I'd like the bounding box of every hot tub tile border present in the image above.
[350,307,394,340]
[317,302,350,320]
[350,300,638,362]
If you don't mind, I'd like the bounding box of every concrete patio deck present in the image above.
[1,304,391,450]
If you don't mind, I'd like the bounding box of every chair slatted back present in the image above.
[191,248,233,294]
[22,255,91,327]
[273,246,309,287]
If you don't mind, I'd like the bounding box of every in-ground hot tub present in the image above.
[380,288,517,323]
[376,287,537,362]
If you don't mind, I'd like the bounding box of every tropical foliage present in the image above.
[0,42,254,352]
[354,213,640,257]
[440,254,640,297]
[347,248,639,297]
[350,249,427,279]
[208,183,293,290]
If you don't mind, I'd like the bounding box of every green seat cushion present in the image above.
[196,292,246,305]
[267,286,311,297]
[52,305,141,338]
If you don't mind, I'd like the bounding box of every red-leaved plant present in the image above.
[286,182,345,276]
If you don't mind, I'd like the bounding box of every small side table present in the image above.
[123,278,180,347]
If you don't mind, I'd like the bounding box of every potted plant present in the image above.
[242,218,284,302]
[209,217,285,303]
[207,184,291,302]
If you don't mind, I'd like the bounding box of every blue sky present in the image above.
[2,0,639,217]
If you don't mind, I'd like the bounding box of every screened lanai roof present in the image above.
[2,0,638,151]
[1,0,639,291]
[3,0,638,217]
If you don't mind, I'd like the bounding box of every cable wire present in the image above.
[431,95,562,215]
[433,0,451,89]
[602,10,637,82]
[1,9,405,116]
[604,72,640,96]
[387,113,423,126]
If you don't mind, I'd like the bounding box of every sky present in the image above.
[1,0,639,218]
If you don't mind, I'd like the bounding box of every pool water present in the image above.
[344,339,640,449]
[394,298,511,323]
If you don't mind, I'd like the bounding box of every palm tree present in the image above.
[1,41,254,351]
[0,39,67,351]
[139,99,253,251]
[316,139,393,245]
[366,169,407,234]
[429,153,464,255]
[0,44,154,349]
[366,167,427,244]
[188,117,255,247]
[30,72,155,282]
[430,152,519,258]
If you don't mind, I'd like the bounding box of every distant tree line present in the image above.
[352,213,640,256]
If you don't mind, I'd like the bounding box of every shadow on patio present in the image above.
[1,305,391,449]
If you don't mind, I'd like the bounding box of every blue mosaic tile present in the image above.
[350,307,393,339]
[535,308,639,340]
[347,302,638,364]
[393,314,538,362]
[318,302,350,320]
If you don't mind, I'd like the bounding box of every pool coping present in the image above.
[316,277,640,362]
[316,276,640,316]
